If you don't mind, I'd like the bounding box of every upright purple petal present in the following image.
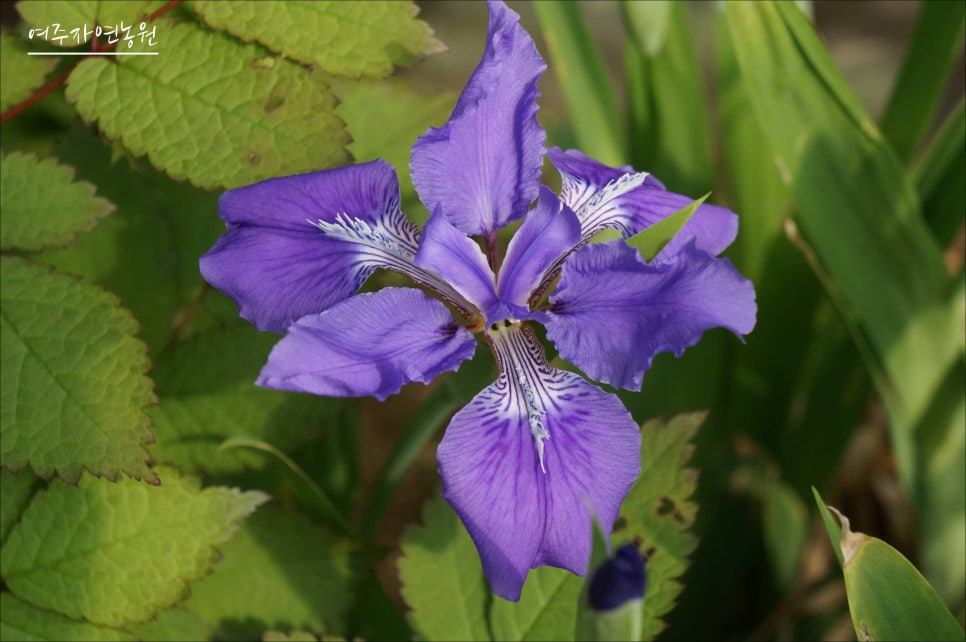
[410,0,546,236]
[437,323,640,601]
[497,187,580,309]
[548,147,738,256]
[257,288,476,402]
[200,160,474,331]
[545,240,757,390]
[416,208,500,319]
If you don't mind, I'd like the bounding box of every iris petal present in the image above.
[497,187,580,310]
[548,147,738,256]
[200,159,473,331]
[257,287,477,401]
[437,323,640,601]
[410,0,546,236]
[545,240,757,390]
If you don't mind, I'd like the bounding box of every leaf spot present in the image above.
[656,496,676,516]
[264,95,285,112]
[248,55,277,70]
[246,151,261,166]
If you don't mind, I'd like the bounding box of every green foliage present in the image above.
[0,256,157,483]
[0,593,135,642]
[725,1,965,607]
[65,20,350,190]
[814,493,964,641]
[132,503,355,640]
[398,496,491,641]
[0,33,58,111]
[148,328,344,475]
[16,1,151,46]
[1,151,114,252]
[192,1,443,79]
[534,1,623,166]
[0,467,40,545]
[0,466,267,627]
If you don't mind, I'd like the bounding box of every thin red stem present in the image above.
[0,0,185,126]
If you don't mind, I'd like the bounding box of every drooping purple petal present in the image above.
[437,323,640,601]
[547,147,738,257]
[257,288,476,401]
[200,160,473,332]
[410,0,546,237]
[415,208,500,319]
[544,240,757,390]
[497,187,580,310]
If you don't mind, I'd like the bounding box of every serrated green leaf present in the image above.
[148,328,344,476]
[619,412,703,640]
[125,604,210,642]
[0,466,268,627]
[0,256,157,484]
[164,503,355,639]
[16,1,150,46]
[625,193,708,262]
[331,75,456,216]
[398,496,490,642]
[0,593,134,641]
[490,567,582,642]
[263,632,320,642]
[1,151,114,252]
[0,467,40,545]
[192,0,444,79]
[0,32,59,111]
[65,20,350,190]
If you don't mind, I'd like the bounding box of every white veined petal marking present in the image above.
[308,212,480,319]
[487,322,563,474]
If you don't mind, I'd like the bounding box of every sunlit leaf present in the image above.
[0,256,157,484]
[0,593,134,641]
[16,1,150,46]
[0,466,267,627]
[192,0,444,78]
[398,496,491,641]
[0,32,58,111]
[65,20,350,190]
[1,151,114,252]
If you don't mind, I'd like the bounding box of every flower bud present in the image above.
[577,543,647,641]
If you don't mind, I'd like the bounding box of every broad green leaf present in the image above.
[621,1,672,56]
[38,121,225,353]
[820,502,964,641]
[398,496,490,642]
[534,1,624,166]
[0,468,40,545]
[331,75,457,216]
[192,1,444,78]
[162,503,356,639]
[0,466,267,627]
[725,0,959,531]
[625,193,708,262]
[1,151,114,252]
[65,20,351,190]
[491,567,581,642]
[915,99,965,247]
[0,32,58,111]
[0,256,157,484]
[16,1,150,46]
[619,412,703,640]
[623,1,713,194]
[0,593,134,641]
[879,1,965,162]
[126,605,210,641]
[148,328,344,476]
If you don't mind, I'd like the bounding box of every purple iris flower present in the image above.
[200,0,755,601]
